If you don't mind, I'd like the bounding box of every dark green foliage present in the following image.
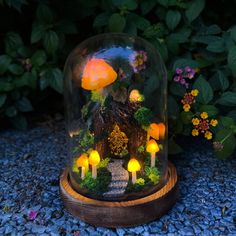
[1,0,236,158]
[134,107,153,126]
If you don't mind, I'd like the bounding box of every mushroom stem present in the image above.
[81,166,85,180]
[132,171,137,184]
[92,165,97,179]
[151,153,156,167]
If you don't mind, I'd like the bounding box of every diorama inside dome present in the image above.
[64,34,167,201]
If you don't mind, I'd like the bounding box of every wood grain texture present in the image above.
[60,161,178,227]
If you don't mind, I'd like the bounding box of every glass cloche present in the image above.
[64,33,168,201]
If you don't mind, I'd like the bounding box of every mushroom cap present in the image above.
[89,150,100,166]
[147,123,160,140]
[128,158,141,172]
[81,58,117,90]
[76,154,89,167]
[158,123,166,138]
[146,139,159,153]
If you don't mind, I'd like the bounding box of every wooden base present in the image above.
[60,162,178,228]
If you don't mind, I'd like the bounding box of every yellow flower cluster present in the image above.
[191,112,218,140]
[181,89,199,112]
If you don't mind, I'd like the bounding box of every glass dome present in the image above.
[64,33,167,201]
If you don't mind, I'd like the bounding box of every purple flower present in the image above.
[28,210,38,221]
[185,66,192,73]
[180,78,186,85]
[176,68,183,74]
[174,75,181,82]
[187,71,195,79]
[129,50,147,73]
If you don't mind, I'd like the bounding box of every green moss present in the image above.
[97,157,110,168]
[91,90,105,105]
[145,166,160,184]
[134,107,153,126]
[73,129,94,153]
[80,167,111,197]
[136,178,145,185]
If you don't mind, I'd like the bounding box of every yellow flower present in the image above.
[210,119,218,127]
[204,131,212,140]
[191,89,199,97]
[192,129,199,136]
[192,118,200,126]
[183,104,190,112]
[200,112,208,119]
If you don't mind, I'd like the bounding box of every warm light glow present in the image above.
[158,123,166,139]
[89,150,101,166]
[81,58,117,90]
[76,154,89,171]
[129,89,143,102]
[128,158,141,172]
[147,123,160,140]
[146,139,159,153]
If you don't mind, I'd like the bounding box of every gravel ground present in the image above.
[0,122,236,236]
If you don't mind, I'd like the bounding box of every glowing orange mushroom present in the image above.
[158,123,166,139]
[81,58,117,90]
[147,123,160,140]
[76,154,89,179]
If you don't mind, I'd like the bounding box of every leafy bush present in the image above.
[1,0,236,158]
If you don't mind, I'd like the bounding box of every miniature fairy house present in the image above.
[61,33,178,227]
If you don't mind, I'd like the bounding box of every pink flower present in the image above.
[74,231,80,236]
[28,210,38,221]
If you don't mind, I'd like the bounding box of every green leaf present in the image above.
[10,115,27,130]
[0,81,14,92]
[5,106,17,117]
[192,35,221,44]
[108,13,126,32]
[166,10,181,30]
[157,0,169,7]
[186,0,205,22]
[216,92,236,106]
[168,138,183,155]
[169,28,191,43]
[36,4,54,23]
[228,46,236,77]
[0,94,7,107]
[217,70,229,91]
[112,0,137,10]
[0,55,12,75]
[93,12,111,27]
[173,58,199,70]
[8,64,24,75]
[4,32,23,53]
[42,68,64,93]
[43,31,59,54]
[180,111,193,124]
[218,116,235,129]
[198,24,222,35]
[227,110,236,123]
[31,50,47,67]
[140,0,157,15]
[214,129,236,159]
[16,97,33,112]
[169,83,186,97]
[229,25,236,42]
[206,39,225,53]
[14,72,37,89]
[193,75,213,104]
[168,95,180,118]
[199,105,219,117]
[31,24,45,43]
[131,14,150,30]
